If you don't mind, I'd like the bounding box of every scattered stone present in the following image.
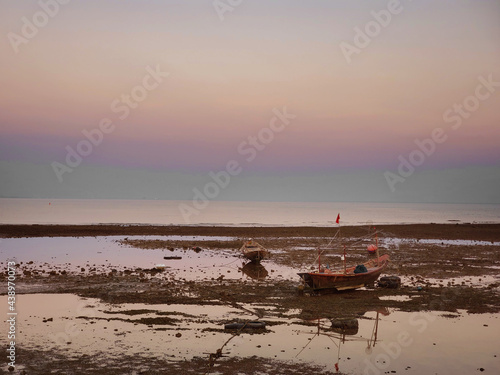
[378,276,401,289]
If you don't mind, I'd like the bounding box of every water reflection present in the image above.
[297,308,390,373]
[4,293,500,374]
[239,261,269,280]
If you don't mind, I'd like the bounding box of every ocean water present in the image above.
[0,198,499,226]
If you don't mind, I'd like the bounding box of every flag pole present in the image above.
[318,247,321,273]
[343,245,347,274]
[336,213,346,273]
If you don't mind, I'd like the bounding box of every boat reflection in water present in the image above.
[239,261,269,280]
[296,307,390,373]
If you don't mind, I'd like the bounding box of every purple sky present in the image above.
[1,0,499,202]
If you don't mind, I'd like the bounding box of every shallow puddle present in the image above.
[1,294,499,374]
[0,236,298,281]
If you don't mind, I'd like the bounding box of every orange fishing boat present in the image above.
[298,254,390,291]
[298,215,390,291]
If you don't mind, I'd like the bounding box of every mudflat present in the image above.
[2,223,500,241]
[1,223,499,374]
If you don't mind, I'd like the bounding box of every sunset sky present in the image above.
[1,0,499,203]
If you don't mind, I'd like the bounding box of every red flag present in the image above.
[336,214,340,224]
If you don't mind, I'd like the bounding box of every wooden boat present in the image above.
[298,253,390,291]
[240,239,269,262]
[298,220,389,292]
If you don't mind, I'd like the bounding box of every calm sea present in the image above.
[0,198,499,226]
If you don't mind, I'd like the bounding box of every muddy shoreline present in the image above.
[2,223,500,241]
[3,223,499,316]
[2,224,500,374]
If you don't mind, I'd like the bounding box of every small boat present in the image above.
[298,217,389,292]
[298,254,390,292]
[240,239,269,262]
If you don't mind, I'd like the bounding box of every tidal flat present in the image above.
[1,224,499,374]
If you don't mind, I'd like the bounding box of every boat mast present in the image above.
[343,245,347,274]
[339,214,347,274]
[318,247,321,272]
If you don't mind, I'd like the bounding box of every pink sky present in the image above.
[1,0,499,181]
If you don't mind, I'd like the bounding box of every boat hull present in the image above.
[243,250,268,262]
[298,255,389,291]
[240,240,269,262]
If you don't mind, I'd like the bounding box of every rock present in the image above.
[175,333,182,338]
[331,318,359,335]
[378,276,401,289]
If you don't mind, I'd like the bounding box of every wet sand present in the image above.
[2,223,500,241]
[1,223,500,374]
